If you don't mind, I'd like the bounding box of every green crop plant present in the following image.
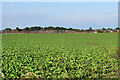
[1,33,119,79]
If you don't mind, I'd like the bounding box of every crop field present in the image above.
[1,33,119,79]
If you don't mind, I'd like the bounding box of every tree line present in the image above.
[3,26,120,32]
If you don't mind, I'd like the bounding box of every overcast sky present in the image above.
[2,2,118,29]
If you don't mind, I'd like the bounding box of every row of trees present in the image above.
[4,26,75,32]
[3,26,120,32]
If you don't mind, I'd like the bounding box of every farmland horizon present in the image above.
[1,26,119,31]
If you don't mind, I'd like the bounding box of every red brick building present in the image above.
[20,30,29,33]
[10,30,19,33]
[30,30,57,33]
[2,30,11,33]
[65,30,75,33]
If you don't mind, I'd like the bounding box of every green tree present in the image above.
[80,29,85,32]
[16,27,20,31]
[29,26,41,31]
[102,28,106,31]
[107,28,113,30]
[115,27,120,30]
[47,26,54,30]
[54,27,60,30]
[67,28,73,30]
[74,29,80,32]
[23,27,30,31]
[4,28,12,31]
[97,30,103,33]
[44,27,48,30]
[88,27,92,31]
[15,27,22,32]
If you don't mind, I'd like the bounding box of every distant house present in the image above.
[57,30,66,33]
[30,30,57,33]
[74,32,81,33]
[0,30,2,34]
[110,31,113,33]
[110,30,119,33]
[117,30,120,32]
[112,30,117,32]
[94,31,97,33]
[11,30,19,33]
[45,30,57,33]
[30,31,38,33]
[2,30,19,34]
[65,30,75,33]
[2,30,11,33]
[20,30,29,33]
[107,30,112,33]
[88,31,97,33]
[80,31,86,33]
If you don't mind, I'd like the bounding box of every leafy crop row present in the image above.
[1,33,119,79]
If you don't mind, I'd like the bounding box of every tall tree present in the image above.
[15,27,22,32]
[88,27,92,31]
[16,27,20,31]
